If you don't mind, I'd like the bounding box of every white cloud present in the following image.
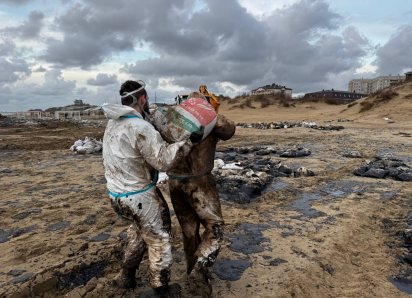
[238,0,299,18]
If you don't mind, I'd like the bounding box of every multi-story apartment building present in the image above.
[348,79,373,94]
[372,75,405,92]
[348,75,405,94]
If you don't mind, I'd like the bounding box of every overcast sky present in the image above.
[0,0,411,112]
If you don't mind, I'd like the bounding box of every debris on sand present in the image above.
[294,167,315,177]
[0,116,105,128]
[213,147,315,204]
[384,117,395,124]
[353,155,412,181]
[0,168,12,173]
[221,162,243,170]
[236,121,344,131]
[278,147,311,158]
[70,137,102,154]
[151,147,313,204]
[343,151,364,158]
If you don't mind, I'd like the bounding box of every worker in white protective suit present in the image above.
[102,80,200,298]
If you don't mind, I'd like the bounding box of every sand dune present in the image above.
[221,81,412,126]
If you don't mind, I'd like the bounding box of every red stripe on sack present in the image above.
[179,98,217,126]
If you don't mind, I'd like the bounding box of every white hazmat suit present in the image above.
[101,103,192,288]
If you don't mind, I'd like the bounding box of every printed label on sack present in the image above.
[179,98,217,127]
[153,98,218,143]
[158,107,199,133]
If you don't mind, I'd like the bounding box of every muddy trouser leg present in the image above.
[170,173,224,271]
[111,187,173,289]
[169,186,201,274]
[122,223,146,269]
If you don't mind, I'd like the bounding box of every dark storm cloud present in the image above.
[375,25,412,75]
[87,73,118,86]
[4,0,404,110]
[2,11,45,39]
[42,0,192,69]
[37,0,373,94]
[121,0,371,94]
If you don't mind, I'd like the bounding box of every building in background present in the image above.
[372,75,405,92]
[348,79,373,94]
[304,89,368,104]
[405,71,412,81]
[46,100,96,115]
[348,75,405,94]
[251,83,292,98]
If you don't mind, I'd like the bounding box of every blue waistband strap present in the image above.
[109,184,154,198]
[108,170,158,198]
[109,171,158,220]
[169,172,209,180]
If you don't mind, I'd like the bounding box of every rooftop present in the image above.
[252,83,292,91]
[306,89,367,94]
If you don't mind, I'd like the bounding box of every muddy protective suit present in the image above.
[167,114,236,274]
[102,103,192,288]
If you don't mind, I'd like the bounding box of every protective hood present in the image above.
[101,103,142,120]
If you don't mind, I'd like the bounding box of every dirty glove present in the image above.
[189,126,204,144]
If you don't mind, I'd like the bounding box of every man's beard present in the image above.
[144,101,150,114]
[142,101,150,120]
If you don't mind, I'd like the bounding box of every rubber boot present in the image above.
[188,265,212,298]
[153,284,181,298]
[114,268,136,289]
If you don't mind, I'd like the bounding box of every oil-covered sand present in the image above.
[1,94,412,297]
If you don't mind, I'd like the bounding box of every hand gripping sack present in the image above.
[154,97,218,143]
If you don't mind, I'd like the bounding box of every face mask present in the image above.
[132,97,150,121]
[120,80,147,109]
[120,80,150,120]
